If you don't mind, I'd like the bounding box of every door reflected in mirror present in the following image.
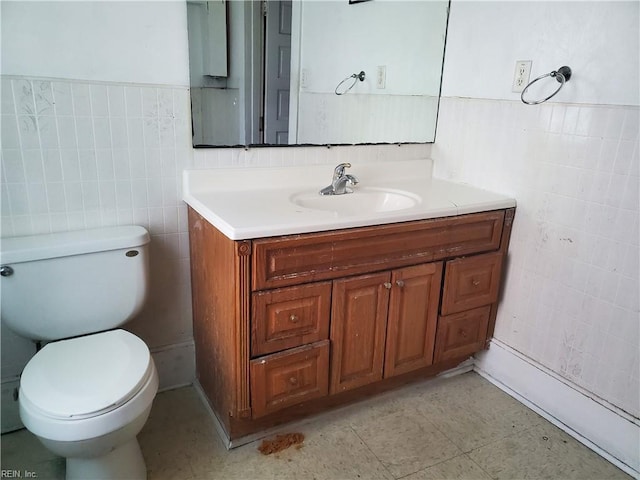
[187,0,449,147]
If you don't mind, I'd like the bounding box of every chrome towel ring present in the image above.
[521,66,572,105]
[335,71,366,95]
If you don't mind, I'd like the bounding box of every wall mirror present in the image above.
[186,0,449,147]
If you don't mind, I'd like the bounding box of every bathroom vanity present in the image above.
[183,160,516,445]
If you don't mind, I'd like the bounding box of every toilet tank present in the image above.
[0,226,150,341]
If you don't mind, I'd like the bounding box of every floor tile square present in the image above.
[467,423,631,480]
[351,408,462,478]
[402,454,493,480]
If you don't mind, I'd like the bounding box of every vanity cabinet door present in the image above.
[434,306,491,362]
[251,282,331,357]
[384,262,443,378]
[441,252,502,315]
[250,340,330,418]
[330,272,390,394]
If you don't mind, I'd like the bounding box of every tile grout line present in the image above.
[346,424,397,479]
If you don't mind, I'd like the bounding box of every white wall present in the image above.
[292,0,447,144]
[298,1,447,96]
[442,1,639,106]
[434,0,639,421]
[1,1,190,86]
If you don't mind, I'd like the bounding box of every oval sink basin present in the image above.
[290,187,421,216]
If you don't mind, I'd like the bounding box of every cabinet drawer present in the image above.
[441,252,502,315]
[252,211,505,290]
[251,282,331,356]
[250,340,329,418]
[434,306,491,362]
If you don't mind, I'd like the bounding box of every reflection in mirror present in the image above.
[187,0,449,147]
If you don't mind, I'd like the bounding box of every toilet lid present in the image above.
[20,330,153,419]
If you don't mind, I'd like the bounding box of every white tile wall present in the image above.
[1,76,197,384]
[0,75,431,385]
[296,93,438,144]
[1,77,192,238]
[433,97,639,418]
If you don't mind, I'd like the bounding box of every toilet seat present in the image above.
[19,330,158,443]
[20,329,153,420]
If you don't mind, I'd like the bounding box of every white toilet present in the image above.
[0,226,158,480]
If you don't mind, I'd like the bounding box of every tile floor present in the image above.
[1,372,631,480]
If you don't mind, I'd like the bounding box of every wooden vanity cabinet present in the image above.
[188,207,514,442]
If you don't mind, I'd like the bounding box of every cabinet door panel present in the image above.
[434,306,491,362]
[441,252,502,315]
[384,262,443,377]
[330,272,390,394]
[250,340,329,418]
[251,282,331,356]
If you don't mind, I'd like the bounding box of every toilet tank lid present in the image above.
[0,226,150,264]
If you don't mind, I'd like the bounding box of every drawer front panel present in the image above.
[250,341,330,418]
[252,211,505,290]
[251,282,331,356]
[434,306,491,362]
[441,251,502,315]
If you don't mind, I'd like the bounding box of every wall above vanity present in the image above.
[187,0,450,147]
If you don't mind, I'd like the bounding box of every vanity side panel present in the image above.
[486,207,516,344]
[253,211,504,290]
[188,207,251,432]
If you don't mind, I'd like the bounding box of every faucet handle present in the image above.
[333,163,351,179]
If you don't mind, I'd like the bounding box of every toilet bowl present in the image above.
[0,226,156,480]
[19,330,158,480]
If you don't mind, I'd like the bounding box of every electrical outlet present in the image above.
[376,65,386,89]
[512,60,532,93]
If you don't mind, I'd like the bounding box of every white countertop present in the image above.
[182,159,516,240]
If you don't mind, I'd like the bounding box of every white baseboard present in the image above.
[474,340,640,478]
[1,378,22,433]
[150,340,196,392]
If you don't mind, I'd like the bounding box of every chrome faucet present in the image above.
[319,163,359,195]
